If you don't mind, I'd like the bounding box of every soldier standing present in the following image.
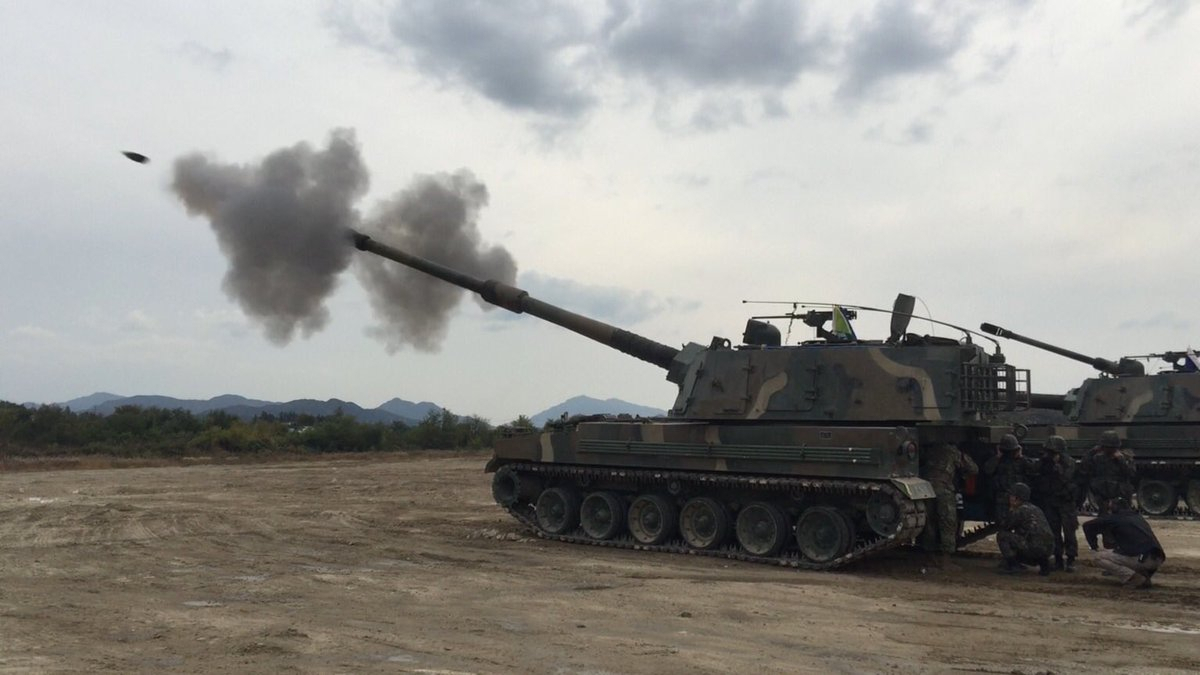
[983,433,1033,521]
[1077,430,1137,510]
[1032,435,1079,572]
[996,482,1055,576]
[921,442,979,567]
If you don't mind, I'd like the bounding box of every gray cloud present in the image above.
[328,0,1031,129]
[688,98,747,131]
[604,0,819,88]
[380,0,596,117]
[837,1,973,102]
[862,116,937,145]
[670,172,711,188]
[514,271,700,327]
[179,41,233,72]
[119,310,159,334]
[357,171,518,352]
[1117,311,1191,331]
[904,120,932,144]
[761,93,788,118]
[1127,0,1194,35]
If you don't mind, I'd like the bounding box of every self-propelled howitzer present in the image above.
[981,322,1200,517]
[354,231,1033,567]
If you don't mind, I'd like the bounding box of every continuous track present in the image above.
[499,462,927,571]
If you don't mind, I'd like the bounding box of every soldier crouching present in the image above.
[1082,497,1166,589]
[996,482,1055,576]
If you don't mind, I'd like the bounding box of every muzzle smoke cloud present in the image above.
[170,128,516,351]
[357,171,517,352]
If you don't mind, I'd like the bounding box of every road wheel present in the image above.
[536,487,581,535]
[627,495,677,545]
[491,465,521,507]
[679,497,731,550]
[735,502,789,557]
[795,506,852,563]
[1137,479,1177,516]
[580,491,624,540]
[1186,481,1200,516]
[865,491,901,536]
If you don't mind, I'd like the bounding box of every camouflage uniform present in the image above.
[997,501,1055,568]
[1077,431,1136,507]
[920,443,979,554]
[1031,437,1079,568]
[983,435,1034,521]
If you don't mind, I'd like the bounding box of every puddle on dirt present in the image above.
[1116,622,1200,635]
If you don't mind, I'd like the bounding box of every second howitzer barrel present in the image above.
[351,231,683,375]
[980,322,1144,376]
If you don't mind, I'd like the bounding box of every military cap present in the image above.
[998,433,1021,452]
[1044,436,1067,453]
[1009,482,1031,502]
[1099,430,1121,449]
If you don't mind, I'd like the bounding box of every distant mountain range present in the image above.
[529,395,666,426]
[54,393,441,426]
[43,392,664,427]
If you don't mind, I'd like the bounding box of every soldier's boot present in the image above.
[939,553,961,571]
[996,557,1021,574]
[1038,558,1052,576]
[1124,573,1151,589]
[1064,557,1076,573]
[1054,554,1064,571]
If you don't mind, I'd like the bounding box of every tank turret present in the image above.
[356,231,1028,425]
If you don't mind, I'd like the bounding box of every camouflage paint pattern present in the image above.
[670,341,1026,423]
[1069,373,1200,426]
[495,421,934,498]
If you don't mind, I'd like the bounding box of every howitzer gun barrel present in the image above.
[351,231,681,372]
[979,322,1142,376]
[1028,393,1067,410]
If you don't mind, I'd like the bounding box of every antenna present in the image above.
[742,297,1000,349]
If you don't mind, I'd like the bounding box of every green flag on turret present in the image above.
[832,306,856,341]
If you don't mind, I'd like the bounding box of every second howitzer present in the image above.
[354,231,1036,568]
[981,323,1200,518]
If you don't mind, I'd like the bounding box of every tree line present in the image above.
[0,401,535,458]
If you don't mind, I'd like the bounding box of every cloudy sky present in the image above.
[2,1,1196,423]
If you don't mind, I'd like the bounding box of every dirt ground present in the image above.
[2,452,1199,674]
